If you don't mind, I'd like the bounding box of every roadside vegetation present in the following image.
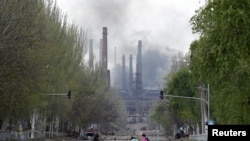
[0,0,127,135]
[151,0,250,136]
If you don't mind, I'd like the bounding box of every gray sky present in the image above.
[56,0,204,87]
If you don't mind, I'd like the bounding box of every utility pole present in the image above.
[198,83,209,134]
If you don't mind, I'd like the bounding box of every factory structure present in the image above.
[90,27,160,124]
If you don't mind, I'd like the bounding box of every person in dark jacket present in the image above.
[93,131,100,141]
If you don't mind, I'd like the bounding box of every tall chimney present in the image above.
[135,40,142,91]
[100,27,110,87]
[129,54,133,90]
[102,27,108,70]
[122,55,126,91]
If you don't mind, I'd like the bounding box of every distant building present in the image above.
[112,40,160,123]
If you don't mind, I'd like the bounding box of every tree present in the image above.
[0,0,127,134]
[0,0,50,124]
[0,0,87,129]
[166,68,200,130]
[190,0,250,124]
[152,53,200,134]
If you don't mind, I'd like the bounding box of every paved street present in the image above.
[0,122,191,141]
[100,135,168,141]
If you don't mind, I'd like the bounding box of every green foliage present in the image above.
[190,0,250,124]
[152,52,200,133]
[0,0,126,131]
[151,100,175,134]
[166,68,200,126]
[0,0,49,123]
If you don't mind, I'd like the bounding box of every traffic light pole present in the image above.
[165,94,209,119]
[162,84,210,121]
[163,84,210,134]
[43,90,71,99]
[44,94,67,95]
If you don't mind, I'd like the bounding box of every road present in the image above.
[101,135,168,141]
[0,123,188,141]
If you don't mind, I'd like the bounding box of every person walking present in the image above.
[131,136,139,141]
[141,133,149,141]
[93,131,100,141]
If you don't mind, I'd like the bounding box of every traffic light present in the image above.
[67,90,71,99]
[160,90,164,100]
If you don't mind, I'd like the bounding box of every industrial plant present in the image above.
[90,27,161,124]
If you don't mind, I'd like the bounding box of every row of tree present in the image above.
[190,0,250,124]
[151,0,250,135]
[0,0,127,133]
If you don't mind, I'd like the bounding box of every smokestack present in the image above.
[100,27,110,87]
[102,27,108,70]
[135,40,142,91]
[129,54,133,90]
[89,39,94,68]
[122,55,126,91]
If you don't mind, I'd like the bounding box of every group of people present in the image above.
[131,133,149,141]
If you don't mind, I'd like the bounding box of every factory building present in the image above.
[92,27,160,123]
[113,40,160,123]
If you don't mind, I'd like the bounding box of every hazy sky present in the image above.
[56,0,205,87]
